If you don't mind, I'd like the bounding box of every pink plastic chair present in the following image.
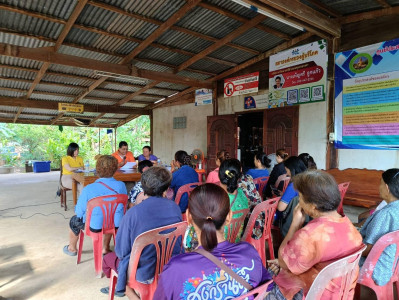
[304,245,366,299]
[233,280,273,300]
[253,176,269,199]
[77,194,128,277]
[226,208,250,243]
[356,230,399,300]
[337,182,350,216]
[175,182,201,221]
[108,222,187,300]
[242,198,280,265]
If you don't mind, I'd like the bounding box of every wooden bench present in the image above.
[325,168,383,208]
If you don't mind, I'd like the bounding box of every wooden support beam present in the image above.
[302,0,341,18]
[375,0,391,8]
[0,96,150,115]
[117,82,159,106]
[0,43,213,88]
[176,14,266,72]
[198,2,291,40]
[340,6,399,24]
[120,0,203,64]
[89,0,259,55]
[51,113,65,125]
[0,116,116,127]
[13,107,23,123]
[252,0,340,37]
[0,109,124,120]
[88,113,106,126]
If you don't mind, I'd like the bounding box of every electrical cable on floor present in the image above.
[0,212,69,220]
[0,200,60,212]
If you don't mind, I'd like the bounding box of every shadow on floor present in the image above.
[0,245,24,263]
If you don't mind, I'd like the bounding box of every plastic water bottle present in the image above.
[85,160,90,171]
[157,158,161,166]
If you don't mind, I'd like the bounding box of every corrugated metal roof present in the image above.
[387,0,399,4]
[19,114,52,120]
[0,112,15,118]
[120,102,148,108]
[43,73,93,87]
[175,6,242,39]
[79,98,116,105]
[0,89,25,97]
[100,82,139,93]
[0,11,63,40]
[30,93,74,102]
[145,88,173,97]
[58,44,122,64]
[0,55,43,69]
[87,89,126,99]
[208,46,254,64]
[24,107,58,115]
[132,60,172,73]
[261,18,301,36]
[175,70,210,81]
[208,0,258,19]
[0,105,18,113]
[0,0,77,19]
[0,31,54,48]
[190,58,231,74]
[155,30,213,54]
[108,76,150,86]
[48,64,99,78]
[137,46,191,66]
[232,28,284,52]
[76,4,118,30]
[318,0,380,15]
[0,78,30,89]
[0,67,36,80]
[155,82,188,90]
[35,84,82,95]
[104,113,127,118]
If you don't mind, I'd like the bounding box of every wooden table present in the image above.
[71,170,141,205]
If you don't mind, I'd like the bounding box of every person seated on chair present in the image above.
[359,168,399,286]
[298,153,317,170]
[137,145,158,163]
[63,155,127,256]
[266,170,363,300]
[276,156,308,237]
[264,149,289,199]
[154,183,273,299]
[170,150,199,213]
[112,141,136,169]
[246,152,271,180]
[127,160,153,208]
[101,166,182,299]
[61,142,84,194]
[206,149,229,184]
[219,159,249,242]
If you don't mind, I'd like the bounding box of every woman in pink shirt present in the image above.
[206,150,229,184]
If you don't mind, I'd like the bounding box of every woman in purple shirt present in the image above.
[154,183,272,299]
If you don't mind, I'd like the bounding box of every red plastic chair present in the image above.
[337,182,350,216]
[175,182,201,221]
[272,174,290,198]
[253,176,269,199]
[356,230,399,300]
[304,245,366,299]
[241,198,281,265]
[77,194,128,277]
[108,222,187,300]
[226,208,250,243]
[233,280,273,300]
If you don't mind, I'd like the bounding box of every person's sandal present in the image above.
[63,245,77,256]
[100,287,125,297]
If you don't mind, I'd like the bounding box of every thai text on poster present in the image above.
[224,72,259,98]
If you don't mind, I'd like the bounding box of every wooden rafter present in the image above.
[13,107,23,123]
[0,110,125,120]
[375,0,391,8]
[302,0,341,18]
[0,117,116,128]
[88,113,106,126]
[340,6,399,24]
[0,43,213,88]
[249,0,340,37]
[198,2,291,40]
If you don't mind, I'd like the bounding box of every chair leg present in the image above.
[64,190,67,211]
[77,231,84,265]
[267,237,275,260]
[93,233,103,278]
[109,270,118,300]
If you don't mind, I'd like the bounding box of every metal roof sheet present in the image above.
[42,73,93,87]
[104,113,127,118]
[79,98,116,105]
[0,112,15,118]
[30,93,74,102]
[175,70,210,81]
[132,60,172,73]
[0,0,77,19]
[0,105,18,113]
[260,18,302,36]
[58,45,122,64]
[86,89,126,99]
[0,55,43,69]
[107,76,150,86]
[190,58,231,74]
[0,31,54,48]
[155,30,213,54]
[0,67,36,80]
[137,46,191,66]
[155,82,188,90]
[24,107,58,115]
[120,102,148,108]
[47,64,98,78]
[35,83,82,95]
[100,82,139,93]
[175,6,242,39]
[232,28,284,52]
[0,11,63,40]
[208,0,258,19]
[0,89,25,97]
[318,0,380,15]
[0,78,30,89]
[208,45,255,64]
[19,114,52,120]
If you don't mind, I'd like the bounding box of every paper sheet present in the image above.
[120,162,136,170]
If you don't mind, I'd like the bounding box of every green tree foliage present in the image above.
[0,116,150,169]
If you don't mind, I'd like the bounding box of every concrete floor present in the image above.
[0,171,371,300]
[0,171,112,300]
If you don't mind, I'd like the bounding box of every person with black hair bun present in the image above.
[206,149,230,184]
[170,150,199,213]
[219,159,249,242]
[298,153,317,170]
[154,183,272,299]
[127,160,153,208]
[265,149,289,199]
[359,168,399,286]
[246,152,271,180]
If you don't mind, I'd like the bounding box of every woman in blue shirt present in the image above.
[170,150,199,213]
[246,152,271,179]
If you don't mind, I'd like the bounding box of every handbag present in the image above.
[195,248,253,291]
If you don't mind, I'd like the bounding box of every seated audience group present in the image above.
[61,141,399,299]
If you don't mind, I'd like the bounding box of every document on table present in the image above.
[120,162,136,170]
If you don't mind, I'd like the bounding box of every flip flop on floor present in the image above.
[100,287,125,297]
[63,245,77,256]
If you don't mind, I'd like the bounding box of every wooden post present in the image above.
[98,128,101,154]
[212,82,218,116]
[150,111,154,151]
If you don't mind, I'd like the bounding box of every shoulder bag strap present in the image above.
[195,248,253,291]
[230,191,239,208]
[98,181,118,194]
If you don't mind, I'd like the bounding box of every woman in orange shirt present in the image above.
[112,141,135,168]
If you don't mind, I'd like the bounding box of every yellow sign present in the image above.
[58,103,84,113]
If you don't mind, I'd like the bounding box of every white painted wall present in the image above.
[152,103,213,164]
[338,149,399,170]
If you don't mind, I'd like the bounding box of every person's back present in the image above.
[246,168,269,179]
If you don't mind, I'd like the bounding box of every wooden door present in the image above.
[263,106,299,156]
[207,115,237,172]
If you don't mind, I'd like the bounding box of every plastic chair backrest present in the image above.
[305,244,366,299]
[126,222,188,300]
[253,176,269,199]
[233,280,273,300]
[226,208,250,243]
[272,174,290,198]
[357,230,399,300]
[175,182,201,220]
[241,198,281,265]
[337,182,350,216]
[84,194,128,236]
